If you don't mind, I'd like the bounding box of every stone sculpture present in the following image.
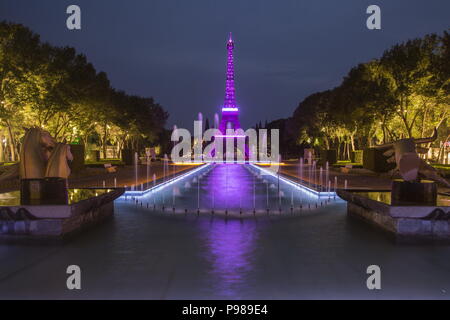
[45,143,73,179]
[0,127,74,204]
[0,127,74,182]
[19,127,56,179]
[374,128,450,187]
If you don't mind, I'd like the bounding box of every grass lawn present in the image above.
[85,159,124,166]
[334,160,363,167]
[0,161,18,166]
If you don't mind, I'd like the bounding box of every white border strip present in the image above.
[250,164,335,197]
[123,164,211,197]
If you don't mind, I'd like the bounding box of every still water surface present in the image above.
[0,164,449,299]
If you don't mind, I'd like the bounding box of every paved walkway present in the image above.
[278,161,390,190]
[68,163,199,188]
[278,160,450,193]
[0,163,198,192]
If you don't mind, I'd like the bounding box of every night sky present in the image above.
[0,0,449,130]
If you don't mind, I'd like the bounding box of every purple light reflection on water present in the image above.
[197,218,262,299]
[202,164,254,210]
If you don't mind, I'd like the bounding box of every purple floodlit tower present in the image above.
[219,33,242,134]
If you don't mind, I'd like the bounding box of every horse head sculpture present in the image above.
[374,128,450,187]
[45,143,73,179]
[19,127,56,179]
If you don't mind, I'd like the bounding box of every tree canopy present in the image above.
[286,31,449,160]
[0,21,168,162]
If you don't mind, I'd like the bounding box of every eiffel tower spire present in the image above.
[224,32,237,109]
[220,32,241,133]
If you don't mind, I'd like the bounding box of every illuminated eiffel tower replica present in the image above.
[217,33,248,160]
[219,33,241,133]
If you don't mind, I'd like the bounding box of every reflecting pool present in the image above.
[0,164,450,299]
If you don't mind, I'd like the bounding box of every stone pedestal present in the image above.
[20,179,44,205]
[42,178,69,205]
[0,188,124,242]
[391,179,437,205]
[338,189,450,243]
[20,178,68,205]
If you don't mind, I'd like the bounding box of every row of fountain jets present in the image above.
[120,158,345,214]
[123,152,347,192]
